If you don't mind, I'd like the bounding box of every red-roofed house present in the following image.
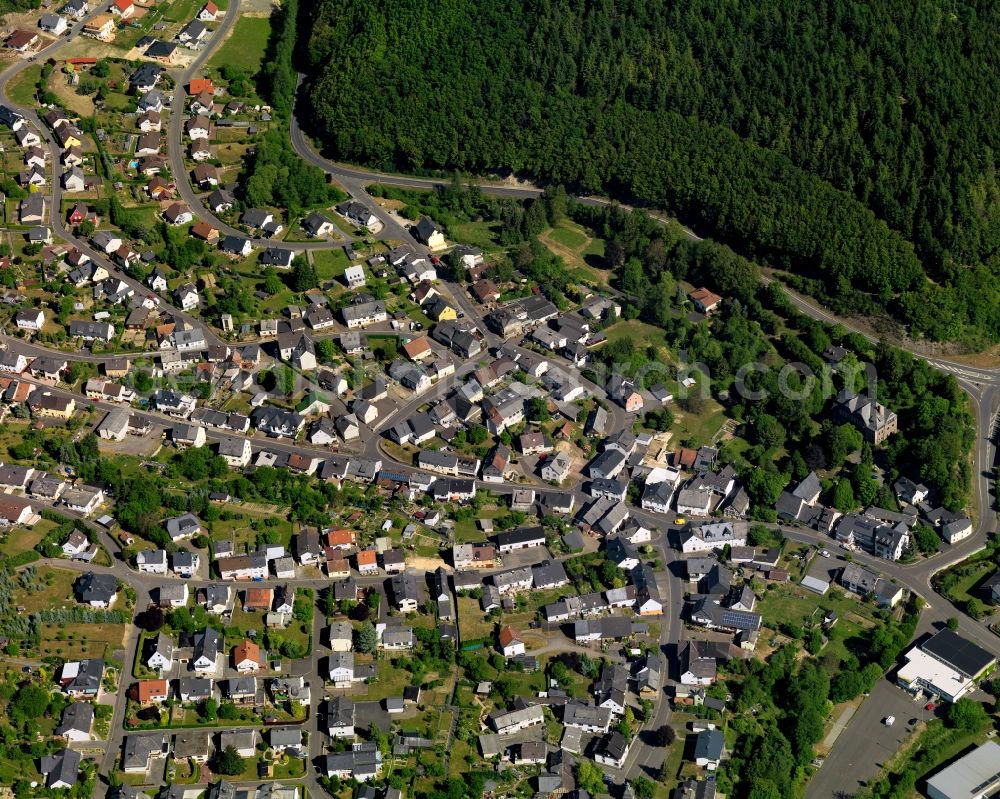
[498,625,525,658]
[471,279,500,304]
[243,587,272,612]
[5,30,38,52]
[355,549,378,575]
[689,287,722,315]
[111,0,135,19]
[198,1,219,21]
[187,78,214,96]
[232,640,262,672]
[133,679,169,704]
[402,337,433,362]
[325,529,355,550]
[675,448,698,470]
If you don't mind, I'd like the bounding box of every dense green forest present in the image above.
[0,0,39,13]
[301,0,1000,346]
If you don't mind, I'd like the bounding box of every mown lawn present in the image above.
[938,559,995,607]
[163,0,200,23]
[205,508,294,550]
[209,16,271,74]
[548,222,588,249]
[671,396,729,447]
[312,248,350,281]
[757,582,879,631]
[603,318,672,354]
[0,519,52,558]
[539,218,609,284]
[363,657,415,702]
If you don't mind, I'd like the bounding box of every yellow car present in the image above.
[674,516,686,525]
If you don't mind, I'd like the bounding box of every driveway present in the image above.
[807,680,934,799]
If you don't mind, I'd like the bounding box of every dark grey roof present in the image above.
[694,728,724,762]
[41,748,80,787]
[699,564,732,596]
[122,734,166,770]
[144,40,177,58]
[531,559,568,588]
[792,471,822,501]
[260,247,294,267]
[76,572,118,604]
[921,629,995,678]
[55,701,94,736]
[221,235,249,253]
[494,526,546,547]
[326,696,355,727]
[390,572,420,604]
[63,659,104,694]
[194,627,222,662]
[415,217,439,240]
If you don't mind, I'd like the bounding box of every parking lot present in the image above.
[807,679,935,799]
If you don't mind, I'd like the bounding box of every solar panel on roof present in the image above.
[721,610,760,630]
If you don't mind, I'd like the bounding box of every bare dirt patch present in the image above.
[406,554,446,572]
[49,71,96,117]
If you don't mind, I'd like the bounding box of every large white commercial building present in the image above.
[896,629,995,703]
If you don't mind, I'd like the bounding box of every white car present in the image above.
[884,716,895,727]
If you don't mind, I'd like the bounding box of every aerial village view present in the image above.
[0,3,993,799]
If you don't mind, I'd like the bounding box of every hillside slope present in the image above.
[301,0,1000,345]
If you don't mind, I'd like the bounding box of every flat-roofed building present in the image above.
[926,740,1000,799]
[897,629,996,703]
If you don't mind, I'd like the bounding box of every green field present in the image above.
[0,519,51,558]
[548,223,588,249]
[449,220,502,251]
[757,582,879,630]
[363,657,416,702]
[935,554,996,611]
[538,219,609,284]
[604,319,671,354]
[163,0,199,23]
[6,65,41,107]
[209,16,272,73]
[312,247,350,281]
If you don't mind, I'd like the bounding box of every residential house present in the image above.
[137,549,168,575]
[41,749,81,789]
[832,389,898,445]
[75,572,118,608]
[413,217,446,249]
[498,626,525,658]
[165,513,201,542]
[55,702,93,743]
[689,287,722,314]
[302,212,335,238]
[192,628,222,673]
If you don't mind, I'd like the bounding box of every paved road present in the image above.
[0,39,225,351]
[164,0,342,253]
